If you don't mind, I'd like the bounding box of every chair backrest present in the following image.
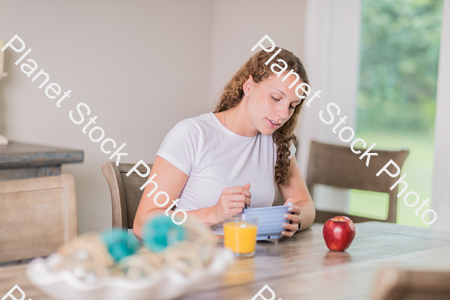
[102,161,151,229]
[307,140,409,223]
[371,267,450,300]
[0,174,77,263]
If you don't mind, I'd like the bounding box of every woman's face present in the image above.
[244,73,304,136]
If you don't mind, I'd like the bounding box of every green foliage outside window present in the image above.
[357,0,443,132]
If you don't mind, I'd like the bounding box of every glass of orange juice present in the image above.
[224,215,258,257]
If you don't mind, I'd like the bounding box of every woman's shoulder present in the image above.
[190,112,218,127]
[168,112,217,136]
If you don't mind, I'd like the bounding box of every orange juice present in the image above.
[223,221,257,255]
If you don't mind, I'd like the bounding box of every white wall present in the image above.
[300,0,362,212]
[207,0,306,109]
[0,0,214,233]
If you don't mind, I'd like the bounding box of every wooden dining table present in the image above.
[1,222,450,300]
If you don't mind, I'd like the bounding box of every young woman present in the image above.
[133,47,315,239]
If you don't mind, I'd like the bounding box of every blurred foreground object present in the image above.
[371,267,450,300]
[26,214,233,300]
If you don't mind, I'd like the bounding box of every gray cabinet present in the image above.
[0,141,84,181]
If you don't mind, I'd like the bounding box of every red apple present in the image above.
[323,216,355,251]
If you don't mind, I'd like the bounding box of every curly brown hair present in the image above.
[213,47,309,185]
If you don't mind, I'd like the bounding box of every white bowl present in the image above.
[26,249,234,300]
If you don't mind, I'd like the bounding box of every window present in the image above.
[348,0,444,227]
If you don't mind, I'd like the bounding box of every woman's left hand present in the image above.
[282,198,301,237]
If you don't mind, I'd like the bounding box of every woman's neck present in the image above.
[220,102,258,137]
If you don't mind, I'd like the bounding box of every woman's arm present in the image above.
[133,156,251,239]
[277,155,316,234]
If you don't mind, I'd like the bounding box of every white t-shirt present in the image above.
[155,112,296,212]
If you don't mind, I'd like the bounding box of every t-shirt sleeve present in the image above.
[288,141,297,160]
[155,118,200,176]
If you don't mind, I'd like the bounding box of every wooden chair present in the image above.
[307,140,409,223]
[371,267,450,300]
[102,162,151,229]
[0,174,78,263]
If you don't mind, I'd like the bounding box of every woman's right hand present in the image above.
[210,183,252,224]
